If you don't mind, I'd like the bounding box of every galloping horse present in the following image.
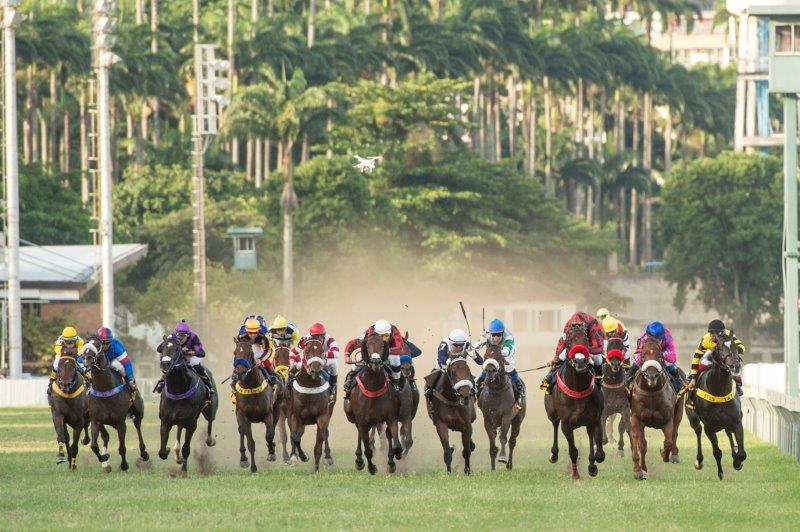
[83,340,149,472]
[286,339,334,471]
[231,339,276,473]
[425,352,477,475]
[630,337,685,480]
[50,347,88,470]
[478,344,525,470]
[544,323,605,479]
[344,333,402,475]
[601,338,631,458]
[686,332,746,480]
[156,334,218,475]
[272,344,292,463]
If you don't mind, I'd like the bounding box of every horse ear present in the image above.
[163,334,168,341]
[383,341,389,359]
[404,331,409,340]
[360,339,367,362]
[233,336,239,345]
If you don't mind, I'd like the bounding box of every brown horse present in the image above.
[685,332,746,480]
[601,339,631,458]
[272,345,292,463]
[286,339,334,471]
[83,342,149,473]
[544,323,605,479]
[231,339,276,473]
[344,333,403,475]
[630,337,685,480]
[425,354,477,474]
[478,344,525,470]
[50,351,88,470]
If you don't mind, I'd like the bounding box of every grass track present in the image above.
[1,402,799,531]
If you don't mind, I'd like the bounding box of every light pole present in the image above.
[2,0,22,378]
[192,44,229,338]
[92,1,119,329]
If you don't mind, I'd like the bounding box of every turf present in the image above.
[1,402,799,531]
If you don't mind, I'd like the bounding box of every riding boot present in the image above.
[342,369,357,399]
[194,365,215,396]
[328,374,338,404]
[475,372,486,396]
[624,363,639,387]
[46,382,54,407]
[666,365,683,394]
[540,367,557,394]
[593,363,604,382]
[733,374,743,396]
[407,366,418,393]
[512,379,526,409]
[126,378,138,398]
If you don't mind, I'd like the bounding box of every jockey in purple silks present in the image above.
[153,320,215,396]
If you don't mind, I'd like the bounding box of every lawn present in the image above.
[1,400,799,531]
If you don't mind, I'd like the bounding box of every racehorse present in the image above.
[83,339,149,472]
[601,339,631,458]
[286,339,334,471]
[544,323,605,479]
[231,339,276,473]
[50,347,88,470]
[344,333,403,474]
[478,344,525,470]
[424,352,477,475]
[156,334,218,476]
[272,344,291,463]
[686,332,746,480]
[630,337,685,480]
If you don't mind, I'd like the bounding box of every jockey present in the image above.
[267,314,301,355]
[602,315,630,361]
[47,326,86,405]
[96,327,138,395]
[424,328,484,399]
[688,319,746,399]
[626,321,684,393]
[154,320,215,397]
[234,318,279,388]
[238,314,269,336]
[541,311,605,393]
[596,308,610,322]
[290,322,340,401]
[473,320,525,407]
[343,319,412,398]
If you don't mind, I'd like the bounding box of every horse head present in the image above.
[712,332,742,378]
[302,340,326,379]
[83,336,108,372]
[566,322,589,351]
[160,334,185,376]
[273,344,291,369]
[640,336,664,388]
[605,338,626,372]
[232,338,256,380]
[56,352,79,389]
[447,355,474,401]
[483,344,505,384]
[363,333,388,372]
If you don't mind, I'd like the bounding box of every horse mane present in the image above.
[361,332,388,362]
[607,338,625,352]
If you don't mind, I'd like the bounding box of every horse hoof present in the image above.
[266,453,276,462]
[616,449,625,458]
[639,471,648,481]
[355,459,365,471]
[549,454,558,464]
[498,453,507,464]
[179,469,188,479]
[368,464,377,475]
[733,461,742,471]
[595,450,605,463]
[464,467,471,476]
[299,452,308,463]
[289,455,300,466]
[718,472,724,481]
[101,462,111,474]
[323,457,334,467]
[69,462,77,471]
[206,438,216,448]
[694,460,703,470]
[670,454,680,464]
[588,464,598,477]
[158,450,169,461]
[505,462,513,471]
[56,455,66,465]
[388,462,396,474]
[571,472,580,480]
[240,459,249,469]
[81,437,90,446]
[140,451,149,462]
[250,465,258,474]
[120,462,129,472]
[394,449,403,460]
[602,437,608,445]
[100,454,110,463]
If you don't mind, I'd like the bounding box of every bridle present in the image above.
[711,335,741,377]
[233,342,258,380]
[446,356,474,401]
[56,355,81,392]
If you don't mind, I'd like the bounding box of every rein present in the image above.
[556,369,595,399]
[355,372,388,398]
[165,378,201,400]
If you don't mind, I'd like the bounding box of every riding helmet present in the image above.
[374,319,392,335]
[596,308,610,320]
[309,322,326,336]
[244,318,261,333]
[602,316,619,334]
[707,319,725,333]
[97,327,114,341]
[61,326,79,341]
[645,321,665,339]
[487,319,505,334]
[174,320,191,334]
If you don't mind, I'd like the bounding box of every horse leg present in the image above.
[435,421,453,473]
[67,424,81,470]
[602,412,611,445]
[236,411,249,468]
[323,425,334,467]
[389,419,403,461]
[205,411,216,448]
[704,425,724,480]
[294,424,308,463]
[402,418,414,457]
[630,419,645,480]
[507,417,521,470]
[313,418,326,473]
[115,422,129,472]
[549,417,560,464]
[498,421,510,464]
[132,408,149,461]
[361,425,377,475]
[385,423,397,474]
[639,427,649,479]
[82,415,90,446]
[180,422,197,475]
[660,420,675,463]
[53,412,67,464]
[99,424,110,458]
[354,432,365,471]
[485,420,498,471]
[617,409,629,457]
[174,426,183,464]
[586,425,598,477]
[732,423,747,469]
[265,416,276,462]
[245,421,257,473]
[462,426,473,476]
[561,425,580,480]
[158,422,172,460]
[279,410,290,463]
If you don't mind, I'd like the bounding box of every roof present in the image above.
[0,244,147,301]
[225,227,263,237]
[729,0,800,15]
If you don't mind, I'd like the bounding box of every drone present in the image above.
[353,155,383,173]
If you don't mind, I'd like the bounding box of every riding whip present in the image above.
[459,301,472,340]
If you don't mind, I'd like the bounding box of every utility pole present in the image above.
[93,1,119,329]
[192,44,229,338]
[2,0,22,378]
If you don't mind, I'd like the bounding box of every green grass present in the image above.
[1,402,799,531]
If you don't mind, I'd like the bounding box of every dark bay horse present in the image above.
[272,345,291,463]
[156,334,218,475]
[478,344,525,470]
[83,342,149,472]
[544,323,605,479]
[630,337,685,480]
[425,354,477,475]
[286,339,334,471]
[686,333,746,480]
[232,339,276,473]
[50,350,87,470]
[344,333,402,475]
[601,339,631,458]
